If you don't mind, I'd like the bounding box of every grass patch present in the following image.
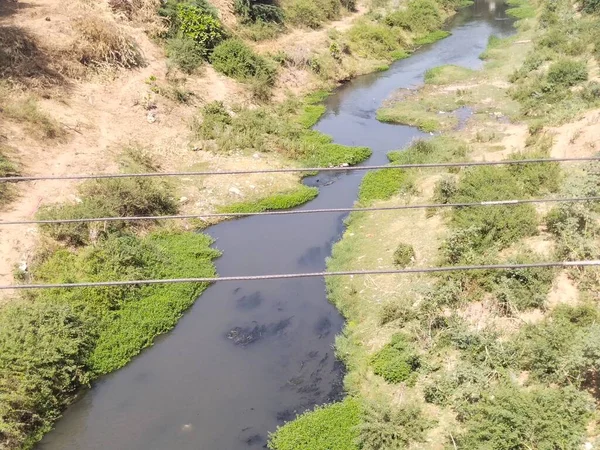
[371,333,420,383]
[268,397,360,450]
[506,0,536,19]
[376,104,452,132]
[0,148,19,206]
[393,242,415,267]
[195,98,371,166]
[413,30,450,45]
[0,95,64,140]
[357,168,414,205]
[218,185,318,213]
[2,231,219,449]
[388,136,468,164]
[37,177,178,246]
[424,64,475,85]
[346,20,405,59]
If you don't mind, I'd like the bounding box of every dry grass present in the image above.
[70,16,145,69]
[0,26,66,88]
[0,85,65,140]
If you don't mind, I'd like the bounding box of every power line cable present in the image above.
[2,196,598,226]
[1,157,598,182]
[3,260,599,290]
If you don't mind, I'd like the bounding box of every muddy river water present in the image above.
[39,3,513,449]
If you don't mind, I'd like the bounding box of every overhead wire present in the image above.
[2,260,599,290]
[0,156,598,182]
[1,196,599,225]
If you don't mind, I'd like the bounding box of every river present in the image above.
[38,2,513,448]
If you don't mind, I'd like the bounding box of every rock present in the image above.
[341,163,349,167]
[584,443,593,450]
[146,111,156,123]
[45,16,51,21]
[18,262,27,272]
[253,153,260,159]
[179,196,188,204]
[181,424,193,432]
[229,186,242,196]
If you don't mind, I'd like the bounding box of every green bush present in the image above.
[234,0,284,23]
[414,29,450,45]
[237,20,284,41]
[218,185,318,213]
[378,298,416,325]
[347,20,404,59]
[166,38,205,73]
[582,0,600,14]
[358,401,432,450]
[424,65,475,85]
[492,251,555,312]
[267,398,360,450]
[358,169,414,205]
[37,178,178,246]
[432,176,458,204]
[547,59,588,87]
[449,166,539,250]
[31,231,220,373]
[177,3,226,52]
[210,39,276,86]
[516,304,600,385]
[371,333,420,383]
[393,242,415,267]
[455,384,592,449]
[388,137,468,164]
[580,81,600,103]
[385,0,442,34]
[0,302,95,448]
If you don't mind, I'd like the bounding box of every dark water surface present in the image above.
[39,3,513,449]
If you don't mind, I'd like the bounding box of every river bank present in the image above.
[268,0,600,446]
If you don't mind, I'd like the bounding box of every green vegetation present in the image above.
[414,29,450,45]
[424,64,475,84]
[37,177,178,246]
[160,0,227,72]
[1,231,219,448]
[219,185,318,213]
[371,333,420,383]
[455,384,592,449]
[506,0,536,19]
[195,98,371,167]
[387,136,468,164]
[0,149,19,206]
[393,242,415,267]
[385,0,443,35]
[268,398,361,450]
[358,401,433,449]
[347,20,405,59]
[546,59,588,87]
[210,39,276,96]
[357,168,414,205]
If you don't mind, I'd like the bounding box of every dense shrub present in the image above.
[385,0,442,34]
[282,0,343,28]
[492,251,555,312]
[267,398,360,450]
[235,0,284,23]
[371,333,420,383]
[582,0,600,14]
[516,304,600,385]
[0,302,95,448]
[166,37,204,72]
[358,169,414,205]
[378,298,416,325]
[210,39,276,85]
[449,166,539,250]
[37,178,178,246]
[176,3,225,51]
[358,401,432,450]
[455,384,592,449]
[347,20,404,59]
[547,59,588,87]
[393,242,415,267]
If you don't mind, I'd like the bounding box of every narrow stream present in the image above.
[39,2,513,449]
